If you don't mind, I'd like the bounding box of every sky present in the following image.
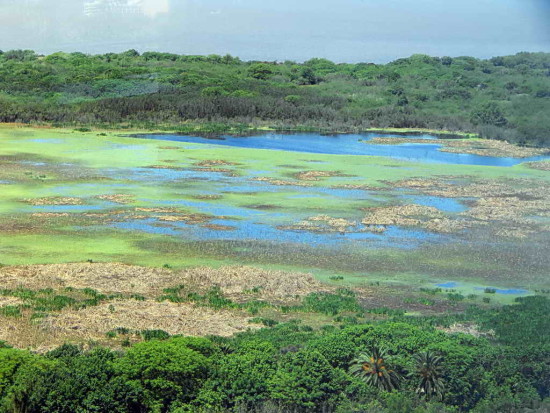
[0,0,548,63]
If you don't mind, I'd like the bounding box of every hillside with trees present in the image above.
[0,50,549,146]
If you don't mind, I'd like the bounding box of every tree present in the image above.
[113,337,213,411]
[247,63,275,80]
[441,56,453,66]
[300,67,318,85]
[410,351,445,401]
[470,103,508,127]
[268,350,346,410]
[350,347,401,391]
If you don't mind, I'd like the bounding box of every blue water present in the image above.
[401,195,467,213]
[436,282,528,295]
[111,216,441,249]
[475,287,529,295]
[29,138,64,144]
[437,282,459,288]
[135,132,549,167]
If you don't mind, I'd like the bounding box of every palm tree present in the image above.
[410,351,445,401]
[349,347,401,391]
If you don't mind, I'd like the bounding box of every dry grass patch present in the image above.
[0,263,177,296]
[22,197,83,206]
[178,266,326,302]
[192,194,223,200]
[194,159,240,167]
[524,161,550,171]
[44,299,256,341]
[331,184,386,191]
[96,194,135,204]
[0,263,327,303]
[366,137,548,158]
[293,170,348,181]
[157,214,212,224]
[201,223,236,231]
[0,315,62,351]
[252,177,313,187]
[0,299,257,351]
[386,177,550,238]
[280,215,357,233]
[31,212,70,218]
[361,204,470,233]
[0,296,25,307]
[135,207,179,213]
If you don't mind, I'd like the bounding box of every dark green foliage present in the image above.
[250,317,279,327]
[301,290,362,316]
[476,295,550,346]
[470,102,508,127]
[112,337,213,411]
[0,296,547,412]
[140,329,170,341]
[268,350,346,410]
[247,63,276,80]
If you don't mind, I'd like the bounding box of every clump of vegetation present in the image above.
[0,287,110,317]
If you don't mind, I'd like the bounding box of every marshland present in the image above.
[0,48,548,412]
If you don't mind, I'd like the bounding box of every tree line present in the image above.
[0,50,549,146]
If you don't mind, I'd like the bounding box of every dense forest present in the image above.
[0,50,549,146]
[0,295,548,412]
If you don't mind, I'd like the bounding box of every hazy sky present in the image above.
[0,0,549,62]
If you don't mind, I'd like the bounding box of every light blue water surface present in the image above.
[135,132,549,166]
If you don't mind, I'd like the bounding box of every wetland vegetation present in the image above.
[0,50,549,413]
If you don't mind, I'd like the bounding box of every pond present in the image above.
[135,132,549,166]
